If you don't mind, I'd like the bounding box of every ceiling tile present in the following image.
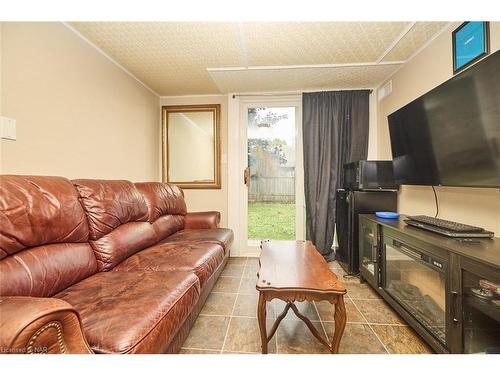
[69,22,449,95]
[71,22,244,94]
[382,22,449,62]
[242,22,409,66]
[208,64,401,94]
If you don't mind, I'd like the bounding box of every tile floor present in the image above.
[180,257,434,354]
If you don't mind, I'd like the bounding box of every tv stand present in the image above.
[358,214,500,353]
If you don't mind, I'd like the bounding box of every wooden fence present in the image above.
[248,175,295,203]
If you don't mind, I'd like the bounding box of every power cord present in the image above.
[432,186,439,218]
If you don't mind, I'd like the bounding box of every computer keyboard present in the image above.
[407,215,484,233]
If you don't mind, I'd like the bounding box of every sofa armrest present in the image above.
[0,296,93,354]
[184,211,221,229]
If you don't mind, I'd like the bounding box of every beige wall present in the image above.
[377,22,500,234]
[160,95,229,226]
[367,92,378,159]
[0,22,159,181]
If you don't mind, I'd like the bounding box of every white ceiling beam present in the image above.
[207,61,404,73]
[376,21,416,63]
[236,22,249,68]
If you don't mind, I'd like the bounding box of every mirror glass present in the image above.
[163,105,220,189]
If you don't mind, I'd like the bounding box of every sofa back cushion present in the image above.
[135,182,186,242]
[73,179,157,271]
[0,175,97,297]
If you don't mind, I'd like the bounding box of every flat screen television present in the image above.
[388,49,500,188]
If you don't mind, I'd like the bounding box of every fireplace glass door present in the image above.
[383,236,446,344]
[359,218,378,287]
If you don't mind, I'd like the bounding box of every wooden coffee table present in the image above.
[256,240,347,354]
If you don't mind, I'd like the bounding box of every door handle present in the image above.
[244,167,250,187]
[451,291,460,323]
[372,244,378,263]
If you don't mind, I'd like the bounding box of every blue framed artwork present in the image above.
[452,22,490,74]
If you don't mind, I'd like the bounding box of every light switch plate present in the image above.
[0,116,16,140]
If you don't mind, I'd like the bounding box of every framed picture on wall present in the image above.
[452,21,490,74]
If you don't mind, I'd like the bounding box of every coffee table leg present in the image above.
[330,294,347,353]
[257,292,268,354]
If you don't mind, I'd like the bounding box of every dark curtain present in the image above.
[302,90,370,259]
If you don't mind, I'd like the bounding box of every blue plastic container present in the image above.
[375,211,400,219]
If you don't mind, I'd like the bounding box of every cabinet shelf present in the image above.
[464,295,500,323]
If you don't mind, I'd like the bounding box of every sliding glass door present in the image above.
[238,97,304,255]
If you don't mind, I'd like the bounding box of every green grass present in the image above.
[248,202,295,240]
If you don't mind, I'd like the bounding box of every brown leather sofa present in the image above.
[0,175,233,354]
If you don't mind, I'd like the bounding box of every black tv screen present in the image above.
[388,49,500,188]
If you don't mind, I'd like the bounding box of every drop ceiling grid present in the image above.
[69,22,449,95]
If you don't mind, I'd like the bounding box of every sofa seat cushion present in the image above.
[114,242,225,288]
[55,271,199,354]
[159,229,234,253]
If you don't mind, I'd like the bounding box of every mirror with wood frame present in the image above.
[162,104,221,189]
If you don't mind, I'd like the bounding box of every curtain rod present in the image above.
[232,89,373,98]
